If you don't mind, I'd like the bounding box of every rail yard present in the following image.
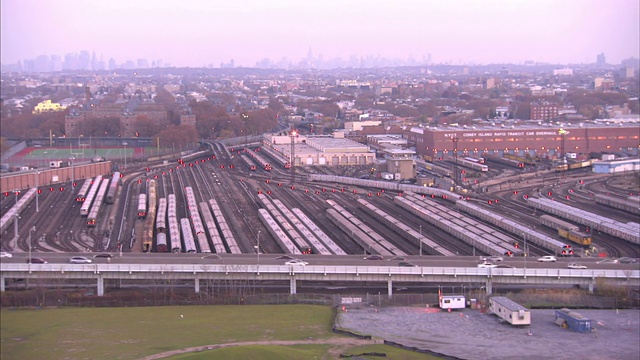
[1,141,639,266]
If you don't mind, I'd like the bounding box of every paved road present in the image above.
[336,307,640,360]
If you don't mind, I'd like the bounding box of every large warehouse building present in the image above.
[406,121,640,160]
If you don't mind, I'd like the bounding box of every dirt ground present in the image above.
[336,306,640,360]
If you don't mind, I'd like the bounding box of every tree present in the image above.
[80,116,121,136]
[135,116,159,137]
[156,125,199,149]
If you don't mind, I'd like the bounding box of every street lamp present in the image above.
[419,225,423,256]
[290,129,297,185]
[35,171,40,212]
[522,232,527,272]
[69,157,75,184]
[255,230,261,265]
[122,142,128,170]
[28,226,36,267]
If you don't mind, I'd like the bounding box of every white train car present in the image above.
[137,193,147,219]
[105,172,121,204]
[156,233,168,253]
[539,214,579,232]
[209,198,241,254]
[0,188,37,234]
[180,217,197,253]
[167,194,181,253]
[87,178,110,227]
[75,179,92,202]
[80,175,103,216]
[156,198,167,233]
[199,201,226,254]
[292,208,347,255]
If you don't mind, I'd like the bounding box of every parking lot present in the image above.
[336,307,640,360]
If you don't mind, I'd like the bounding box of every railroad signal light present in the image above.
[368,193,372,196]
[566,195,570,199]
[315,190,320,194]
[431,194,436,198]
[524,194,529,199]
[266,190,271,195]
[377,192,381,196]
[59,187,65,192]
[488,200,493,204]
[265,179,270,184]
[514,242,520,249]
[230,164,234,169]
[73,182,77,187]
[305,189,309,193]
[341,188,345,192]
[398,192,403,196]
[353,190,357,193]
[585,226,590,233]
[442,195,448,199]
[513,190,518,194]
[277,183,282,187]
[37,189,42,194]
[257,190,262,194]
[548,191,553,196]
[50,187,55,192]
[120,173,124,178]
[146,167,150,172]
[3,192,9,196]
[291,186,296,190]
[322,188,326,192]
[331,189,336,192]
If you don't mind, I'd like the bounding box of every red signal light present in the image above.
[59,187,64,192]
[73,182,77,187]
[3,192,9,196]
[50,187,55,192]
[37,189,42,194]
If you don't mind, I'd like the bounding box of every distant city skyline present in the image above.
[1,0,639,69]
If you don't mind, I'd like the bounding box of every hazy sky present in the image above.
[1,0,638,67]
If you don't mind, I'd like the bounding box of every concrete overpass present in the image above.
[2,263,638,296]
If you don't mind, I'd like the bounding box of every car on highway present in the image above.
[482,255,504,262]
[537,256,557,262]
[477,261,498,268]
[496,264,515,269]
[0,251,12,258]
[388,256,406,261]
[617,257,638,264]
[27,257,47,264]
[568,263,587,269]
[364,255,383,260]
[398,261,416,267]
[285,259,308,266]
[69,256,92,264]
[93,253,113,258]
[275,255,293,260]
[596,258,619,264]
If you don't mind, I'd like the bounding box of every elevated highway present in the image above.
[2,255,638,297]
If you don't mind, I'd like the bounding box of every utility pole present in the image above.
[290,129,297,185]
[450,136,459,190]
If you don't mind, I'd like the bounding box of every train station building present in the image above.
[263,132,375,166]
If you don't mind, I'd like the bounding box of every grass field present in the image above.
[0,305,438,360]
